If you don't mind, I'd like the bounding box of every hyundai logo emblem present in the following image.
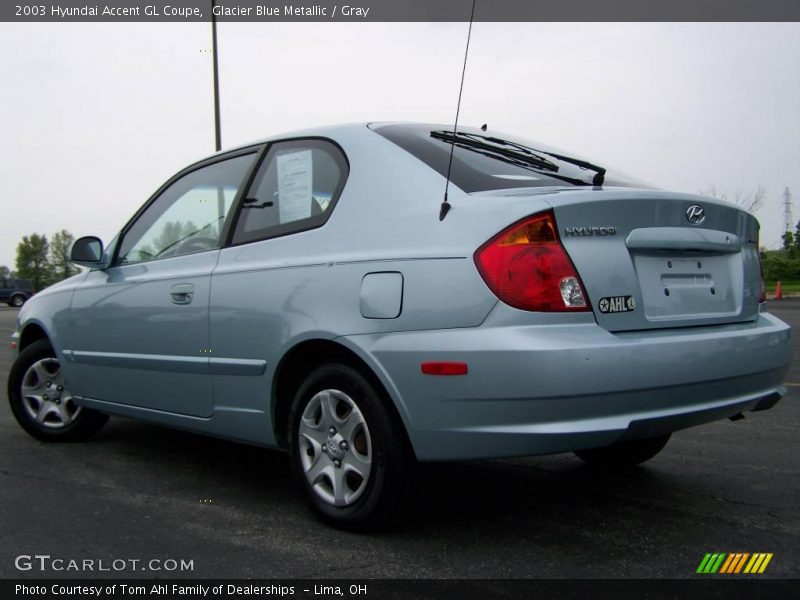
[686,205,706,224]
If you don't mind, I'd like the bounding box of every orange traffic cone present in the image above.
[775,281,783,300]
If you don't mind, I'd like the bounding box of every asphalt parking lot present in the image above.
[0,304,797,580]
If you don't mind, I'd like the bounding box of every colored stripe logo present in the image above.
[696,553,773,574]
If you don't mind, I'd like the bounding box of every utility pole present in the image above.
[211,0,222,152]
[211,0,223,223]
[783,187,794,233]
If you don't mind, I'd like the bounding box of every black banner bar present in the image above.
[3,0,800,23]
[5,579,800,600]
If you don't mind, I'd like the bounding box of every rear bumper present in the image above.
[341,311,792,461]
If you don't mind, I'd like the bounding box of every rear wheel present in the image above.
[288,363,413,531]
[574,434,671,468]
[10,294,25,308]
[8,339,108,442]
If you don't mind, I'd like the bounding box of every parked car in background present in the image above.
[0,278,34,307]
[6,123,793,530]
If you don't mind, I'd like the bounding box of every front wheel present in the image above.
[288,363,413,531]
[8,339,108,442]
[574,434,671,468]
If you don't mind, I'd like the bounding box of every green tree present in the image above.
[782,230,794,253]
[153,220,198,253]
[15,234,51,291]
[49,229,80,283]
[761,252,800,281]
[0,265,10,279]
[792,221,800,255]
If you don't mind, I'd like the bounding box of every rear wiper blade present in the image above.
[431,130,559,173]
[432,130,607,186]
[538,150,606,186]
[488,135,607,185]
[451,143,593,187]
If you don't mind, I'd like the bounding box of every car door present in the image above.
[0,279,8,303]
[63,149,259,417]
[208,139,349,435]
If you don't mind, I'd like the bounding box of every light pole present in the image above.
[211,0,222,152]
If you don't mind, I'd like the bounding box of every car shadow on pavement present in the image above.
[407,458,663,524]
[84,416,297,505]
[85,416,668,535]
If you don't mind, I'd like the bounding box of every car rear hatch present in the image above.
[547,189,762,332]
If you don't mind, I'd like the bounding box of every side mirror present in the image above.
[70,236,106,268]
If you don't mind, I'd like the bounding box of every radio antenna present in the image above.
[440,0,477,222]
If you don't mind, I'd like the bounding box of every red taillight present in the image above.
[474,211,589,312]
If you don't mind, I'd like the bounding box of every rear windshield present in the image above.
[372,123,645,193]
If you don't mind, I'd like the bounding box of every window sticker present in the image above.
[277,150,313,224]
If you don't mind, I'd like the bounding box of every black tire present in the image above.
[10,294,25,308]
[574,434,671,469]
[288,363,413,531]
[8,339,108,442]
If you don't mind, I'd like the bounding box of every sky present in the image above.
[1,21,799,270]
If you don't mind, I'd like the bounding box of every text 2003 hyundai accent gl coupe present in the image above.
[8,123,792,529]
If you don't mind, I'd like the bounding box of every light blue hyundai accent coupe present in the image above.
[7,123,792,529]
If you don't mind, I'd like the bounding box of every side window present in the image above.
[117,153,256,265]
[231,139,348,245]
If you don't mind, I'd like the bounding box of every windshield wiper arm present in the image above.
[490,136,606,185]
[464,131,607,185]
[431,130,559,173]
[537,150,606,186]
[450,143,594,187]
[432,130,607,186]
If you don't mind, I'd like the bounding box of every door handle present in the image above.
[170,283,195,305]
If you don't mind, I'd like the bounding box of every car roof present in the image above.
[202,122,490,160]
[219,122,376,155]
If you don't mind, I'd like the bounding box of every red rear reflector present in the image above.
[421,362,468,376]
[474,210,589,312]
[10,342,17,350]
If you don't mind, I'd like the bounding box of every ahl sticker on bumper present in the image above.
[598,295,635,313]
